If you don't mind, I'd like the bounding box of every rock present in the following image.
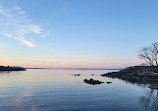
[71,74,81,76]
[106,82,112,84]
[84,79,104,85]
[91,74,95,76]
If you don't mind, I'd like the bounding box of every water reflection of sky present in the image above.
[0,69,157,111]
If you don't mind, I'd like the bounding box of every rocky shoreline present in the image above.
[101,66,158,86]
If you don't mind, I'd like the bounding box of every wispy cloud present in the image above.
[0,3,47,47]
[2,33,34,47]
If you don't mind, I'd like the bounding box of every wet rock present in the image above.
[106,82,112,84]
[84,79,104,85]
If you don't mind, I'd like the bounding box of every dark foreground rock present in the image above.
[0,66,26,71]
[84,79,104,85]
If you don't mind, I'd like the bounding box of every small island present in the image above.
[101,66,158,83]
[101,42,158,89]
[101,66,158,90]
[0,66,26,71]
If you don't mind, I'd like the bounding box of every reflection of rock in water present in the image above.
[139,89,158,111]
[149,84,158,90]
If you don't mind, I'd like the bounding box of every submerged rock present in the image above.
[84,79,104,85]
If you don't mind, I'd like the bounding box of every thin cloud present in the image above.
[29,24,42,34]
[0,3,47,47]
[2,33,34,47]
[0,4,13,17]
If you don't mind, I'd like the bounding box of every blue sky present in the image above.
[0,0,158,68]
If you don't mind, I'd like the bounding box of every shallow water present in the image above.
[0,69,157,111]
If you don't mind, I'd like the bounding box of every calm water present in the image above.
[0,69,157,111]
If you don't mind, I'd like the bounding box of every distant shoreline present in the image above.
[0,66,26,71]
[26,68,123,70]
[0,66,124,71]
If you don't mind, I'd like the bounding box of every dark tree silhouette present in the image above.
[150,42,158,66]
[138,42,158,66]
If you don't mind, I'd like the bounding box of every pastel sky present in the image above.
[0,0,158,68]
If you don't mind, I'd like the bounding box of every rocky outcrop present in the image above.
[106,82,112,84]
[101,66,158,84]
[84,79,104,85]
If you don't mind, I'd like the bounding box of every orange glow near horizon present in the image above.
[0,56,142,69]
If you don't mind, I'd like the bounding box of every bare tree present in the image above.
[138,47,154,66]
[149,42,158,66]
[138,42,158,66]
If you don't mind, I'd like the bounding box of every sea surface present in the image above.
[0,69,157,111]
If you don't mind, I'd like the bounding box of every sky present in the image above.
[0,0,158,68]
